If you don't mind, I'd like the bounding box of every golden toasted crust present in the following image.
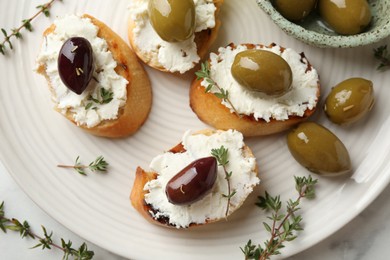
[128,0,223,73]
[190,43,321,137]
[130,129,259,228]
[37,14,152,138]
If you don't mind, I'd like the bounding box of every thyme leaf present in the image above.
[86,87,114,109]
[241,175,318,260]
[0,201,94,259]
[196,61,240,117]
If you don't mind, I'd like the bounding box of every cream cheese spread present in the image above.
[36,15,128,128]
[201,44,319,122]
[129,0,216,74]
[144,129,260,228]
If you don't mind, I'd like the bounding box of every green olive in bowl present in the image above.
[273,0,318,22]
[231,49,293,96]
[148,0,196,42]
[324,78,374,125]
[287,122,351,176]
[318,0,372,35]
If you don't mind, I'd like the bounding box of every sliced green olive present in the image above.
[318,0,372,35]
[324,78,374,125]
[148,0,196,42]
[231,49,293,96]
[274,0,318,22]
[287,122,351,176]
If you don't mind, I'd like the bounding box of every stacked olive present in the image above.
[231,49,293,96]
[273,0,372,35]
[58,37,94,95]
[148,0,196,42]
[165,157,217,205]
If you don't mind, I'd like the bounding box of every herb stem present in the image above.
[0,202,94,259]
[261,187,306,260]
[0,0,61,55]
[241,176,317,259]
[211,146,236,218]
[222,165,232,217]
[57,156,109,175]
[196,62,241,117]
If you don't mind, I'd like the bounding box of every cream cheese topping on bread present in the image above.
[143,129,259,228]
[129,0,217,73]
[36,15,128,128]
[202,44,319,122]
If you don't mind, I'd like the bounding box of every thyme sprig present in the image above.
[0,201,94,259]
[373,45,390,70]
[241,176,318,260]
[211,146,236,217]
[196,61,240,117]
[0,0,62,55]
[86,88,114,110]
[57,156,109,175]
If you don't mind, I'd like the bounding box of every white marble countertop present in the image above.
[1,160,390,260]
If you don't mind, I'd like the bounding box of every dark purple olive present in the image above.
[58,37,94,95]
[165,156,218,205]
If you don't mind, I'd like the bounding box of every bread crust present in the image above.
[37,14,152,138]
[130,129,259,228]
[190,43,320,137]
[128,0,223,73]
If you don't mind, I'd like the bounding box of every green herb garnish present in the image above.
[0,201,94,259]
[241,176,318,260]
[374,45,390,70]
[211,146,236,217]
[196,61,240,117]
[57,156,109,175]
[86,87,114,109]
[0,0,62,55]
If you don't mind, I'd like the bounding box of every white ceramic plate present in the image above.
[1,0,390,259]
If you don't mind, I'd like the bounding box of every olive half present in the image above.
[165,156,217,205]
[148,0,196,42]
[287,122,351,176]
[231,49,293,96]
[324,78,374,125]
[58,37,94,95]
[319,0,372,35]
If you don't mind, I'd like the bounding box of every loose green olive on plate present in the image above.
[287,122,351,176]
[273,0,318,22]
[318,0,372,35]
[324,78,375,125]
[148,0,196,42]
[231,49,293,96]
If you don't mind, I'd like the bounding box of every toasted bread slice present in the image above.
[37,14,152,138]
[190,43,320,136]
[130,129,259,228]
[128,0,223,73]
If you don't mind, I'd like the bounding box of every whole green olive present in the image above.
[148,0,196,42]
[274,0,317,22]
[318,0,372,35]
[231,49,293,96]
[287,122,351,176]
[324,78,374,125]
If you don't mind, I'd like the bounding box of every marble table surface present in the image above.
[1,161,390,260]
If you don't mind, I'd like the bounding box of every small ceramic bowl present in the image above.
[257,0,390,48]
